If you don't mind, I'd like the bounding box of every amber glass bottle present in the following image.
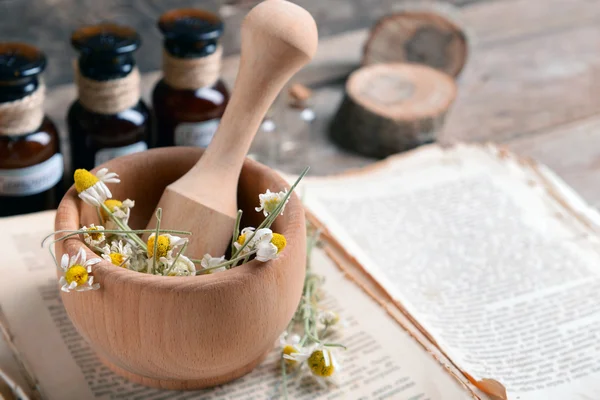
[0,43,63,217]
[67,24,151,175]
[153,9,229,148]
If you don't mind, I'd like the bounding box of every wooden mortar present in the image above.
[54,147,306,390]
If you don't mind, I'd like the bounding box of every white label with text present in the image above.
[0,153,64,196]
[175,119,220,148]
[94,141,148,166]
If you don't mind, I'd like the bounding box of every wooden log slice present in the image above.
[363,11,469,78]
[330,63,457,158]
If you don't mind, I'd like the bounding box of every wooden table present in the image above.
[46,0,600,207]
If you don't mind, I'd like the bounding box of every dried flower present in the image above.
[82,224,105,247]
[147,233,187,259]
[59,248,101,292]
[200,254,226,273]
[74,168,120,207]
[101,198,134,228]
[256,232,287,262]
[307,347,339,379]
[161,254,196,276]
[318,310,340,326]
[101,240,133,269]
[255,189,289,217]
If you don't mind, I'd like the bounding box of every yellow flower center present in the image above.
[271,233,287,254]
[237,233,246,245]
[65,265,88,286]
[264,198,280,213]
[86,226,103,241]
[109,253,125,267]
[147,235,170,258]
[308,350,335,377]
[101,199,123,220]
[282,345,299,366]
[74,169,99,193]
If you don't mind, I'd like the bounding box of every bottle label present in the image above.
[0,153,64,196]
[94,141,148,167]
[174,119,220,148]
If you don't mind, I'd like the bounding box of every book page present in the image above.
[0,211,474,400]
[299,144,600,400]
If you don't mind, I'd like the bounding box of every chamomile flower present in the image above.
[147,233,187,259]
[59,247,101,292]
[256,232,286,262]
[74,168,120,207]
[161,254,196,276]
[318,310,340,326]
[101,240,133,269]
[200,254,227,273]
[233,227,257,256]
[307,346,340,384]
[279,334,306,368]
[82,224,106,247]
[101,199,134,228]
[255,189,289,217]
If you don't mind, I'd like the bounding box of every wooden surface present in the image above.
[55,147,307,389]
[46,0,600,207]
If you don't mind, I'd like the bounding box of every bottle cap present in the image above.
[158,9,224,58]
[71,23,141,55]
[0,42,46,81]
[71,23,141,80]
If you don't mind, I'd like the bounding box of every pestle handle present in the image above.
[185,0,318,185]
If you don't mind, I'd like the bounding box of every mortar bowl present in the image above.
[54,147,307,390]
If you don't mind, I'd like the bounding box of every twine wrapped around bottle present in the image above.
[162,46,222,90]
[0,83,45,135]
[74,65,141,115]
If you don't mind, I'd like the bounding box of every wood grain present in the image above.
[54,147,307,390]
[441,23,600,144]
[363,10,469,77]
[330,63,457,158]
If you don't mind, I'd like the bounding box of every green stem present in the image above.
[231,167,309,259]
[281,357,289,400]
[165,242,188,276]
[100,203,147,250]
[231,210,243,253]
[42,228,191,248]
[95,207,103,226]
[151,209,162,274]
[193,250,257,274]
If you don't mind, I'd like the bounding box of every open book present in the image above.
[0,214,474,399]
[296,143,600,400]
[1,143,598,400]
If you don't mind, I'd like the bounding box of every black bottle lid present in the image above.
[0,42,45,102]
[71,23,141,81]
[158,9,224,58]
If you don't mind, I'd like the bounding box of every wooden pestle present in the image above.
[146,0,318,259]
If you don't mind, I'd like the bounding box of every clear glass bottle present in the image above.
[67,24,152,176]
[0,43,64,217]
[152,9,229,148]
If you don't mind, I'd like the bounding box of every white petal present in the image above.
[61,284,70,292]
[69,281,78,290]
[59,277,66,285]
[79,192,100,207]
[88,276,94,285]
[323,348,331,367]
[61,254,69,270]
[96,168,108,178]
[86,258,102,267]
